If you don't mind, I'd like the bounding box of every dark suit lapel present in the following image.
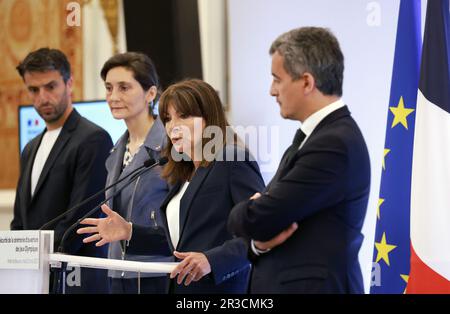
[31,130,70,201]
[177,164,214,248]
[31,110,80,202]
[20,133,44,225]
[287,106,351,169]
[311,105,350,135]
[267,106,351,188]
[160,182,183,252]
[159,182,183,216]
[265,147,290,191]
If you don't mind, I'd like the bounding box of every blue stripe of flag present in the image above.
[370,0,421,294]
[419,0,450,112]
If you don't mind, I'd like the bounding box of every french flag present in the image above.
[407,0,450,293]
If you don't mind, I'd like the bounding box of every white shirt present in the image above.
[31,127,62,196]
[166,181,190,249]
[251,99,345,256]
[298,99,345,150]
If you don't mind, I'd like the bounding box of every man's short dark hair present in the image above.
[270,27,344,97]
[16,48,71,83]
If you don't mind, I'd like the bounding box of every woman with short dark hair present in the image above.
[99,52,170,294]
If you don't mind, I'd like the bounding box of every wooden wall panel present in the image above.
[0,0,83,188]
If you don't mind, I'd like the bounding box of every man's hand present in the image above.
[250,192,262,200]
[254,222,298,251]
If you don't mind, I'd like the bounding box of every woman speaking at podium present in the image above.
[78,79,265,293]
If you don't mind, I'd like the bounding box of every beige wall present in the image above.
[0,213,13,230]
[0,0,84,189]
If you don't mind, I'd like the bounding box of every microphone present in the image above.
[57,157,168,253]
[39,157,156,231]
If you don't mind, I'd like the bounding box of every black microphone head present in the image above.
[158,157,169,166]
[143,158,156,167]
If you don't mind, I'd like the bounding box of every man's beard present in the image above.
[37,93,69,123]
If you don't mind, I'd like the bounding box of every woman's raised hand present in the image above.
[77,204,132,247]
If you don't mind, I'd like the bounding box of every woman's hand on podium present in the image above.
[77,204,132,246]
[170,251,211,286]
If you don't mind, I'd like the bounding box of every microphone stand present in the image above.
[57,165,153,253]
[52,157,167,293]
[39,158,155,231]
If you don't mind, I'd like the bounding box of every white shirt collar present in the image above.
[300,99,345,137]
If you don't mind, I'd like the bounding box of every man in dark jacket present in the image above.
[12,48,113,293]
[228,27,371,294]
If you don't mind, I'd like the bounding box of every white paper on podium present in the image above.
[0,230,41,270]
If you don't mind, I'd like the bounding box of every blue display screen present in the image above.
[18,100,127,152]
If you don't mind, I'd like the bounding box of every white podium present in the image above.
[0,230,53,293]
[0,230,177,294]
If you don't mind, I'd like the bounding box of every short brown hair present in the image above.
[158,79,233,184]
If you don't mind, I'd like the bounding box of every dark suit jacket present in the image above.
[11,109,113,293]
[228,106,371,294]
[127,145,266,294]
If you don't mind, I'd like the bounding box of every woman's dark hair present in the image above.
[158,79,235,185]
[101,52,161,113]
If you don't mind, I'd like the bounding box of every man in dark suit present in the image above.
[228,27,371,293]
[11,48,113,293]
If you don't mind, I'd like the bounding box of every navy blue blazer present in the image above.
[228,106,371,294]
[127,145,265,294]
[105,117,172,278]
